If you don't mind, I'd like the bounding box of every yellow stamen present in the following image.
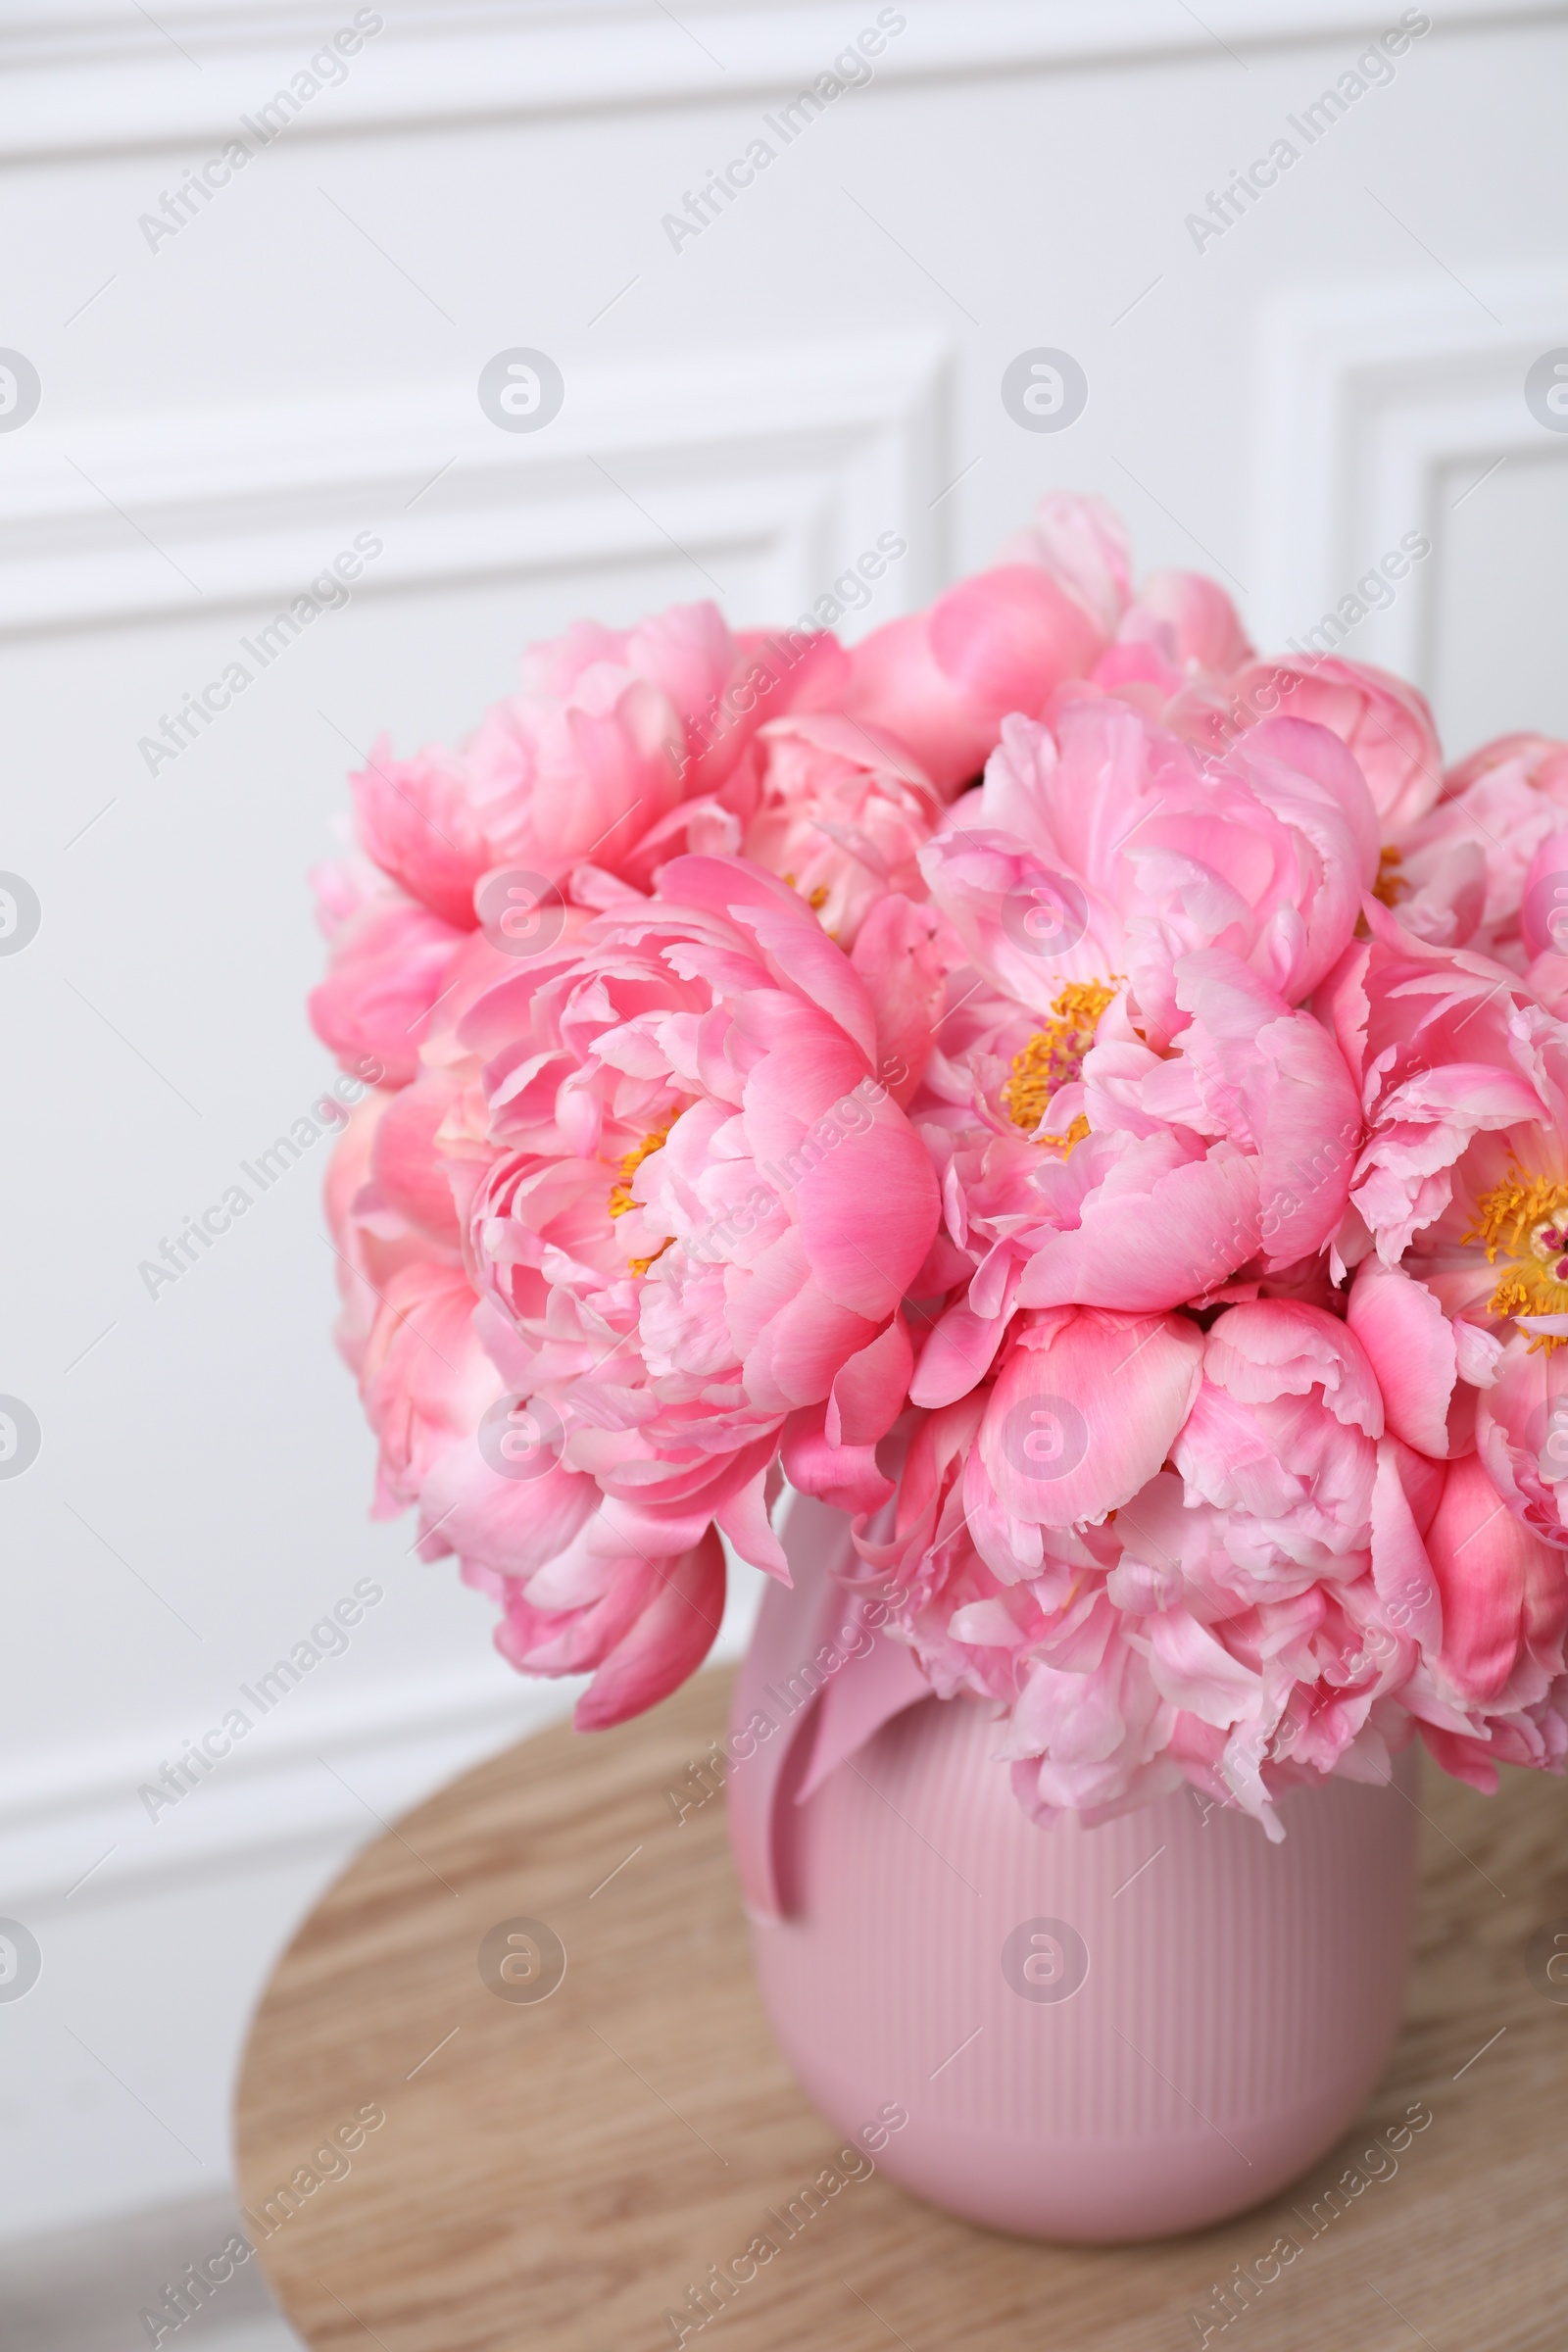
[627,1238,674,1279]
[1002,980,1117,1150]
[608,1120,675,1220]
[608,1120,680,1278]
[1047,1112,1092,1155]
[1371,845,1406,908]
[1466,1166,1568,1351]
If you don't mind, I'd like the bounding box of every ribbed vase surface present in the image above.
[742,1685,1419,2241]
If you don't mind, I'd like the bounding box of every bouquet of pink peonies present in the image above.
[311,496,1568,1838]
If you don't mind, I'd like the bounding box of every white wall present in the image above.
[0,0,1564,2255]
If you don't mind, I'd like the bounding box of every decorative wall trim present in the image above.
[0,1597,760,1916]
[0,329,951,638]
[1251,262,1568,689]
[0,1658,575,1913]
[3,1,1563,163]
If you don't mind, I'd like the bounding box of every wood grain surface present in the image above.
[235,1666,1568,2352]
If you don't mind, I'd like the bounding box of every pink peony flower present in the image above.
[308,501,1568,1820]
[901,702,1370,1391]
[1348,732,1568,959]
[1045,567,1257,753]
[320,855,942,1723]
[841,491,1259,799]
[1446,729,1568,806]
[310,880,466,1090]
[990,492,1134,634]
[738,712,944,948]
[323,1089,495,1512]
[1419,734,1568,958]
[1330,907,1568,1548]
[855,1299,1424,1834]
[324,1079,735,1730]
[1169,1301,1384,1586]
[841,514,1112,792]
[1222,653,1443,834]
[308,842,482,1084]
[972,1304,1206,1563]
[1519,825,1568,966]
[453,852,940,1503]
[920,699,1378,1044]
[1400,1451,1568,1790]
[346,600,841,935]
[469,1526,728,1732]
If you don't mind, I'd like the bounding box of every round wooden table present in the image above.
[236,1666,1568,2351]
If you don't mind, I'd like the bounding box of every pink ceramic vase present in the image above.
[727,1498,1420,2243]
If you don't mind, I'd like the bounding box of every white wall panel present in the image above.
[1253,263,1568,753]
[3,2,1557,160]
[0,333,950,636]
[0,0,1564,2286]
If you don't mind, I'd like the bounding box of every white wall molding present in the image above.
[1252,263,1568,688]
[0,330,951,639]
[4,1,1564,163]
[0,1659,576,1914]
[0,1589,762,1916]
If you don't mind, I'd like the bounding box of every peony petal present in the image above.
[781,1403,892,1514]
[1348,1257,1459,1457]
[826,1313,914,1448]
[351,738,491,927]
[1424,1453,1548,1703]
[1016,1141,1261,1314]
[573,1530,727,1729]
[848,894,955,1104]
[713,1469,791,1582]
[909,1295,1009,1408]
[1144,1611,1258,1728]
[1369,1437,1444,1654]
[1201,1297,1383,1433]
[979,1306,1203,1528]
